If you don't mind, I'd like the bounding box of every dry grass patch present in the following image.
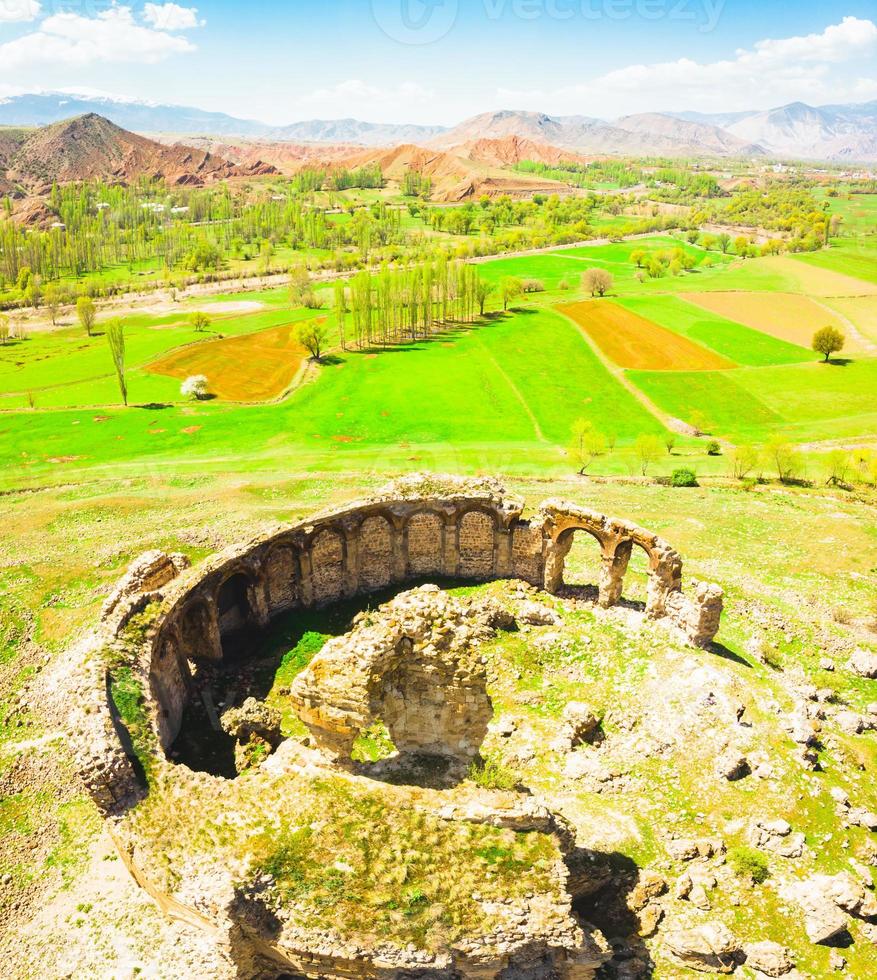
[559,300,736,371]
[682,292,864,351]
[146,322,308,402]
[825,296,877,345]
[763,255,877,297]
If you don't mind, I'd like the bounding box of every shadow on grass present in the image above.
[709,641,751,668]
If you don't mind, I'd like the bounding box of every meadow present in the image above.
[1,231,876,490]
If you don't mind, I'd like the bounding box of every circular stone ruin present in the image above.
[66,475,723,979]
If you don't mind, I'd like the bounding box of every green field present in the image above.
[630,359,877,442]
[789,240,877,286]
[0,305,325,410]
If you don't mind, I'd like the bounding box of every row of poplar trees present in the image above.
[332,258,489,350]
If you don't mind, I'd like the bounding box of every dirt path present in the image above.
[814,298,877,355]
[471,332,548,444]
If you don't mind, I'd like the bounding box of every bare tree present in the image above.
[582,268,613,298]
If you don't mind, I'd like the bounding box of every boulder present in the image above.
[848,648,877,679]
[743,941,794,977]
[220,697,282,747]
[835,710,866,735]
[788,878,851,944]
[668,838,700,861]
[561,701,601,746]
[627,870,667,911]
[664,921,742,973]
[716,749,751,781]
[516,600,561,626]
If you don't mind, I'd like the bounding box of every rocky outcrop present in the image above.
[663,921,742,973]
[220,697,282,773]
[848,647,877,679]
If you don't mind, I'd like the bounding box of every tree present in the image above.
[583,268,613,297]
[334,279,347,350]
[569,419,607,474]
[630,249,646,268]
[500,276,523,311]
[297,319,330,361]
[663,433,677,455]
[689,410,709,436]
[44,283,61,325]
[824,449,853,487]
[0,314,9,345]
[717,232,731,253]
[76,296,96,336]
[476,279,494,316]
[727,444,758,480]
[765,437,801,483]
[812,325,845,362]
[635,434,663,476]
[105,319,127,406]
[181,375,209,400]
[191,311,212,332]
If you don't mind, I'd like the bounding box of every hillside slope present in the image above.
[4,114,276,192]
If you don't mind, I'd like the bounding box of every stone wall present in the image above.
[75,476,724,806]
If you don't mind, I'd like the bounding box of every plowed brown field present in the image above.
[148,321,310,402]
[559,301,736,371]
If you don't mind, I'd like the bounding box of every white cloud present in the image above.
[142,3,203,31]
[0,4,198,72]
[0,0,40,23]
[498,17,877,115]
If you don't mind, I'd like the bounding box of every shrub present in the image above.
[729,846,769,884]
[706,440,721,456]
[468,756,518,791]
[671,468,698,487]
[557,278,570,291]
[181,375,209,400]
[521,278,545,293]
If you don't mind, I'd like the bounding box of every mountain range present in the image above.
[1,93,876,161]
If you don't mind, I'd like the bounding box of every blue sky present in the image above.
[0,1,875,123]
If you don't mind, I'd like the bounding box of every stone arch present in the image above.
[406,510,444,577]
[357,513,395,592]
[458,508,497,579]
[544,525,609,596]
[216,571,258,640]
[625,532,683,617]
[176,597,220,663]
[149,629,192,748]
[309,527,346,604]
[264,544,299,614]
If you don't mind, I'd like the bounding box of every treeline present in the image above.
[335,258,486,349]
[0,180,410,301]
[513,159,642,189]
[292,164,383,194]
[693,184,830,248]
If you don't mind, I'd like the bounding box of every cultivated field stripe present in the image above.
[559,300,737,371]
